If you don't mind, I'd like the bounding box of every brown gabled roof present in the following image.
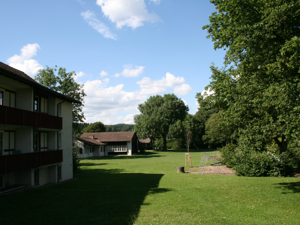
[80,131,136,142]
[76,137,106,146]
[139,138,151,144]
[0,62,80,103]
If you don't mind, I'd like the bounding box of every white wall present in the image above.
[58,100,73,181]
[127,140,132,155]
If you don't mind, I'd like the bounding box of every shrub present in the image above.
[220,143,300,177]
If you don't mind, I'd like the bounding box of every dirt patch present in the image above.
[186,166,236,176]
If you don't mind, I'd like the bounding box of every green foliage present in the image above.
[203,111,233,148]
[35,66,86,123]
[106,124,134,132]
[199,0,300,176]
[220,142,300,177]
[134,94,188,151]
[73,148,80,172]
[82,121,106,133]
[73,122,89,137]
[192,106,219,149]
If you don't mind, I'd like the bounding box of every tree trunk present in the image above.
[274,135,288,154]
[163,135,167,151]
[177,166,185,173]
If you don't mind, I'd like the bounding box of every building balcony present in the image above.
[0,105,62,130]
[0,150,63,175]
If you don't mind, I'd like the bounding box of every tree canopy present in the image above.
[35,66,86,123]
[82,121,106,133]
[199,0,300,154]
[197,0,300,176]
[134,94,188,151]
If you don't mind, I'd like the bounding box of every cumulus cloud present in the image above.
[74,71,85,81]
[201,88,215,99]
[174,83,192,95]
[136,72,185,95]
[119,65,144,77]
[7,43,43,77]
[96,0,161,29]
[103,78,110,84]
[81,10,116,40]
[149,0,161,4]
[100,70,108,77]
[83,79,147,124]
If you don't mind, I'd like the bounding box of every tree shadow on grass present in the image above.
[273,181,300,194]
[87,151,164,161]
[0,168,171,225]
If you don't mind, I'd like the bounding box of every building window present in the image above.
[79,148,83,154]
[33,132,40,152]
[4,131,15,155]
[4,90,16,108]
[90,147,93,153]
[34,169,39,186]
[34,95,48,113]
[0,91,3,105]
[57,165,62,181]
[40,132,48,151]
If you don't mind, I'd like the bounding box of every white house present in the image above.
[76,131,138,157]
[0,62,79,191]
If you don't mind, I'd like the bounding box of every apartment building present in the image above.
[0,62,79,190]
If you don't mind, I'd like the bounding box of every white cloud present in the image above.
[181,98,188,106]
[149,0,161,4]
[201,88,214,98]
[81,10,116,40]
[83,80,147,124]
[96,0,161,29]
[7,43,43,77]
[75,71,85,81]
[103,78,110,84]
[100,70,108,77]
[174,83,192,95]
[136,72,185,95]
[119,65,144,77]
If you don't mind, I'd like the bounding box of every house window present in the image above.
[34,95,48,113]
[57,165,62,181]
[90,147,93,153]
[34,96,39,112]
[0,91,3,105]
[79,148,83,154]
[4,131,15,155]
[33,132,40,152]
[34,169,39,186]
[40,132,48,151]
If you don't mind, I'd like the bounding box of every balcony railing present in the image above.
[0,150,63,175]
[0,105,62,129]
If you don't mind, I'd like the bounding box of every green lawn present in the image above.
[1,150,300,225]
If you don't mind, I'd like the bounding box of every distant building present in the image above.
[0,62,79,191]
[75,131,138,158]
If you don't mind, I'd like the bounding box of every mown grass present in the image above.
[1,150,300,225]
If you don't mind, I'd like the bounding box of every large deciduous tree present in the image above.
[134,94,188,151]
[35,66,86,123]
[82,121,106,133]
[199,0,300,153]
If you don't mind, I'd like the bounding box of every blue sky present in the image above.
[0,0,226,124]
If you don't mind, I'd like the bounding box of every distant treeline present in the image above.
[74,123,134,137]
[106,124,134,132]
